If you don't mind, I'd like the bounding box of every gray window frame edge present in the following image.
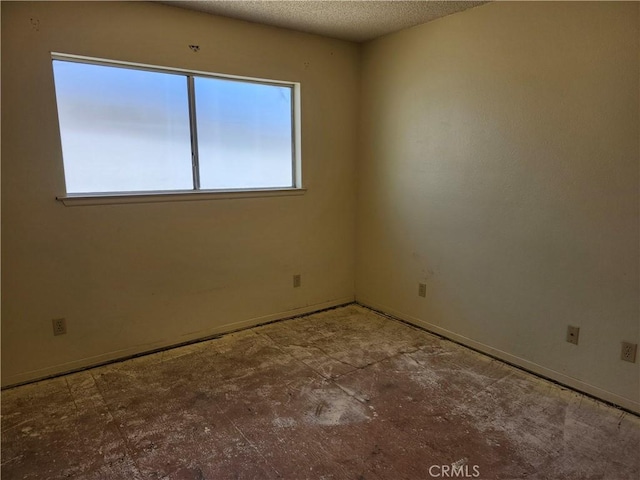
[51,52,304,206]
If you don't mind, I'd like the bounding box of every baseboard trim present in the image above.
[356,297,640,415]
[2,297,355,389]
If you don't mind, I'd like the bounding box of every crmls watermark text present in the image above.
[428,464,481,478]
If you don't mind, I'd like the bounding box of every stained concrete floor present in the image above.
[2,305,639,480]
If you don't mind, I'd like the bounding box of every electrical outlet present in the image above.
[293,274,301,288]
[418,283,426,297]
[621,342,637,363]
[566,325,579,345]
[52,318,66,336]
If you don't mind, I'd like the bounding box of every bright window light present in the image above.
[51,56,299,196]
[195,77,293,190]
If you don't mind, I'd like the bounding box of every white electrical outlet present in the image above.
[621,342,637,363]
[566,325,579,345]
[52,318,66,336]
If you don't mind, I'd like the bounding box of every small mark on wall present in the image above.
[189,44,200,53]
[29,18,40,31]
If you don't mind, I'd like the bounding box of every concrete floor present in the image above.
[2,304,639,479]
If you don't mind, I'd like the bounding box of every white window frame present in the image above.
[52,53,304,206]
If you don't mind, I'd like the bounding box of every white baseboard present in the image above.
[357,297,640,415]
[2,296,354,389]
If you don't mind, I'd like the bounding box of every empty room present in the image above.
[1,1,639,479]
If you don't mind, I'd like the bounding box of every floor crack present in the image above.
[64,378,80,412]
[226,416,282,479]
[89,372,145,479]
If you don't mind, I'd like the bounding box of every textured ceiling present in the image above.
[162,1,487,43]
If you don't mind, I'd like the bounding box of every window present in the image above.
[51,54,301,201]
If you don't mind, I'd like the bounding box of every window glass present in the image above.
[52,56,298,196]
[53,61,193,193]
[195,77,293,189]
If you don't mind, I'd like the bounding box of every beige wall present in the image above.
[357,1,639,412]
[1,1,358,385]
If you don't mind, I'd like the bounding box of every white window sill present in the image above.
[56,188,307,206]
